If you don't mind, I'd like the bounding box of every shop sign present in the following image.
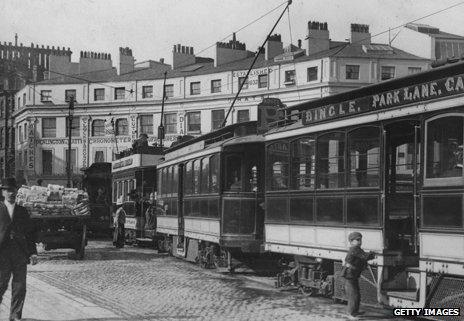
[302,74,464,125]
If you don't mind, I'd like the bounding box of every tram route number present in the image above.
[393,308,460,317]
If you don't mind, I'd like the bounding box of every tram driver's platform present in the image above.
[0,274,118,320]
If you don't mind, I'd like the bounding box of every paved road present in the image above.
[1,241,403,321]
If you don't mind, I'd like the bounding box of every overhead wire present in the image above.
[17,1,464,104]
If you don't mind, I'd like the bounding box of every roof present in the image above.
[40,68,118,85]
[34,42,427,85]
[406,23,464,40]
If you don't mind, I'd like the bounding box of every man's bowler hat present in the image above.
[0,177,18,190]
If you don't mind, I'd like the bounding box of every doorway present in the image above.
[384,121,420,254]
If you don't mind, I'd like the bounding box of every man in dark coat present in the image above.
[0,177,38,321]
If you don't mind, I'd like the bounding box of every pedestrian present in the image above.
[36,179,43,187]
[342,231,375,320]
[0,177,38,321]
[113,196,126,248]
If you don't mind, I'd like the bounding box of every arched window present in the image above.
[115,118,128,136]
[316,132,345,189]
[266,141,289,191]
[92,119,105,136]
[425,114,464,183]
[347,126,380,187]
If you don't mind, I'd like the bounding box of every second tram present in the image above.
[156,121,266,269]
[112,147,164,245]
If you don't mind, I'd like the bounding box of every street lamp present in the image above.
[67,95,75,188]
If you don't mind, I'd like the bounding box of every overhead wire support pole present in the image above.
[221,0,292,128]
[158,71,167,148]
[67,95,75,188]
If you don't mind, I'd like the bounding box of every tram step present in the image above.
[135,238,153,243]
[386,289,419,301]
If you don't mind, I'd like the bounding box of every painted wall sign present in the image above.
[112,158,134,170]
[27,118,36,171]
[233,67,273,78]
[82,116,89,168]
[37,138,83,145]
[302,74,464,125]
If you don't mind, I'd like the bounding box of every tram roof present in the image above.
[166,121,258,153]
[266,60,464,137]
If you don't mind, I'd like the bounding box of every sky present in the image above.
[1,0,464,68]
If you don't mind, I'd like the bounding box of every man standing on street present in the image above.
[0,177,38,321]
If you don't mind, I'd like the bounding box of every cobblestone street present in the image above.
[2,241,404,321]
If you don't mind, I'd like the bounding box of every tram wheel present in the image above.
[299,286,314,296]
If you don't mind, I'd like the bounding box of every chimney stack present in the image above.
[215,33,248,67]
[119,46,135,74]
[307,21,330,55]
[350,23,371,45]
[172,44,196,69]
[265,34,283,60]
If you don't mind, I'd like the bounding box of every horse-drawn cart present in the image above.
[18,184,91,260]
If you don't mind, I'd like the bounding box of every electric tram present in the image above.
[263,60,464,317]
[155,109,282,268]
[111,146,164,245]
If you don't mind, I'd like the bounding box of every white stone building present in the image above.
[13,22,429,185]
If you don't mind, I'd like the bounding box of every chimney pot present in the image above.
[160,58,164,63]
[298,39,302,48]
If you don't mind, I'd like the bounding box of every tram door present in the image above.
[384,121,420,254]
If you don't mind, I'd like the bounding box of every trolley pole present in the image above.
[67,95,75,188]
[158,71,167,148]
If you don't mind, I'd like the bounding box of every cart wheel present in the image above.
[75,224,87,260]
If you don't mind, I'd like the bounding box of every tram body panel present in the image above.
[156,216,179,235]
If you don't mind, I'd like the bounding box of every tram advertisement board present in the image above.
[302,74,464,125]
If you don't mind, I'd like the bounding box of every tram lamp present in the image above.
[66,95,75,188]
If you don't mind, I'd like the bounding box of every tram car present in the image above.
[263,60,464,317]
[155,106,284,269]
[82,162,112,236]
[111,146,164,245]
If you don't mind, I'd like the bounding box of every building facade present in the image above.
[393,23,464,61]
[0,35,72,179]
[13,23,430,186]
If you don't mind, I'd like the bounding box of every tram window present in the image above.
[185,162,193,195]
[317,132,345,189]
[316,198,343,223]
[225,155,242,191]
[243,150,260,192]
[170,199,178,216]
[290,197,314,222]
[426,116,463,181]
[193,160,201,194]
[200,158,210,194]
[172,166,178,195]
[113,182,117,203]
[210,155,219,193]
[200,199,208,217]
[191,199,200,216]
[267,142,289,190]
[266,198,289,222]
[348,127,380,187]
[123,180,129,199]
[423,195,463,228]
[291,138,315,190]
[208,199,219,218]
[158,171,162,196]
[347,197,379,225]
[183,199,191,216]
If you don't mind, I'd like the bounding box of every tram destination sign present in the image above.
[302,74,464,125]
